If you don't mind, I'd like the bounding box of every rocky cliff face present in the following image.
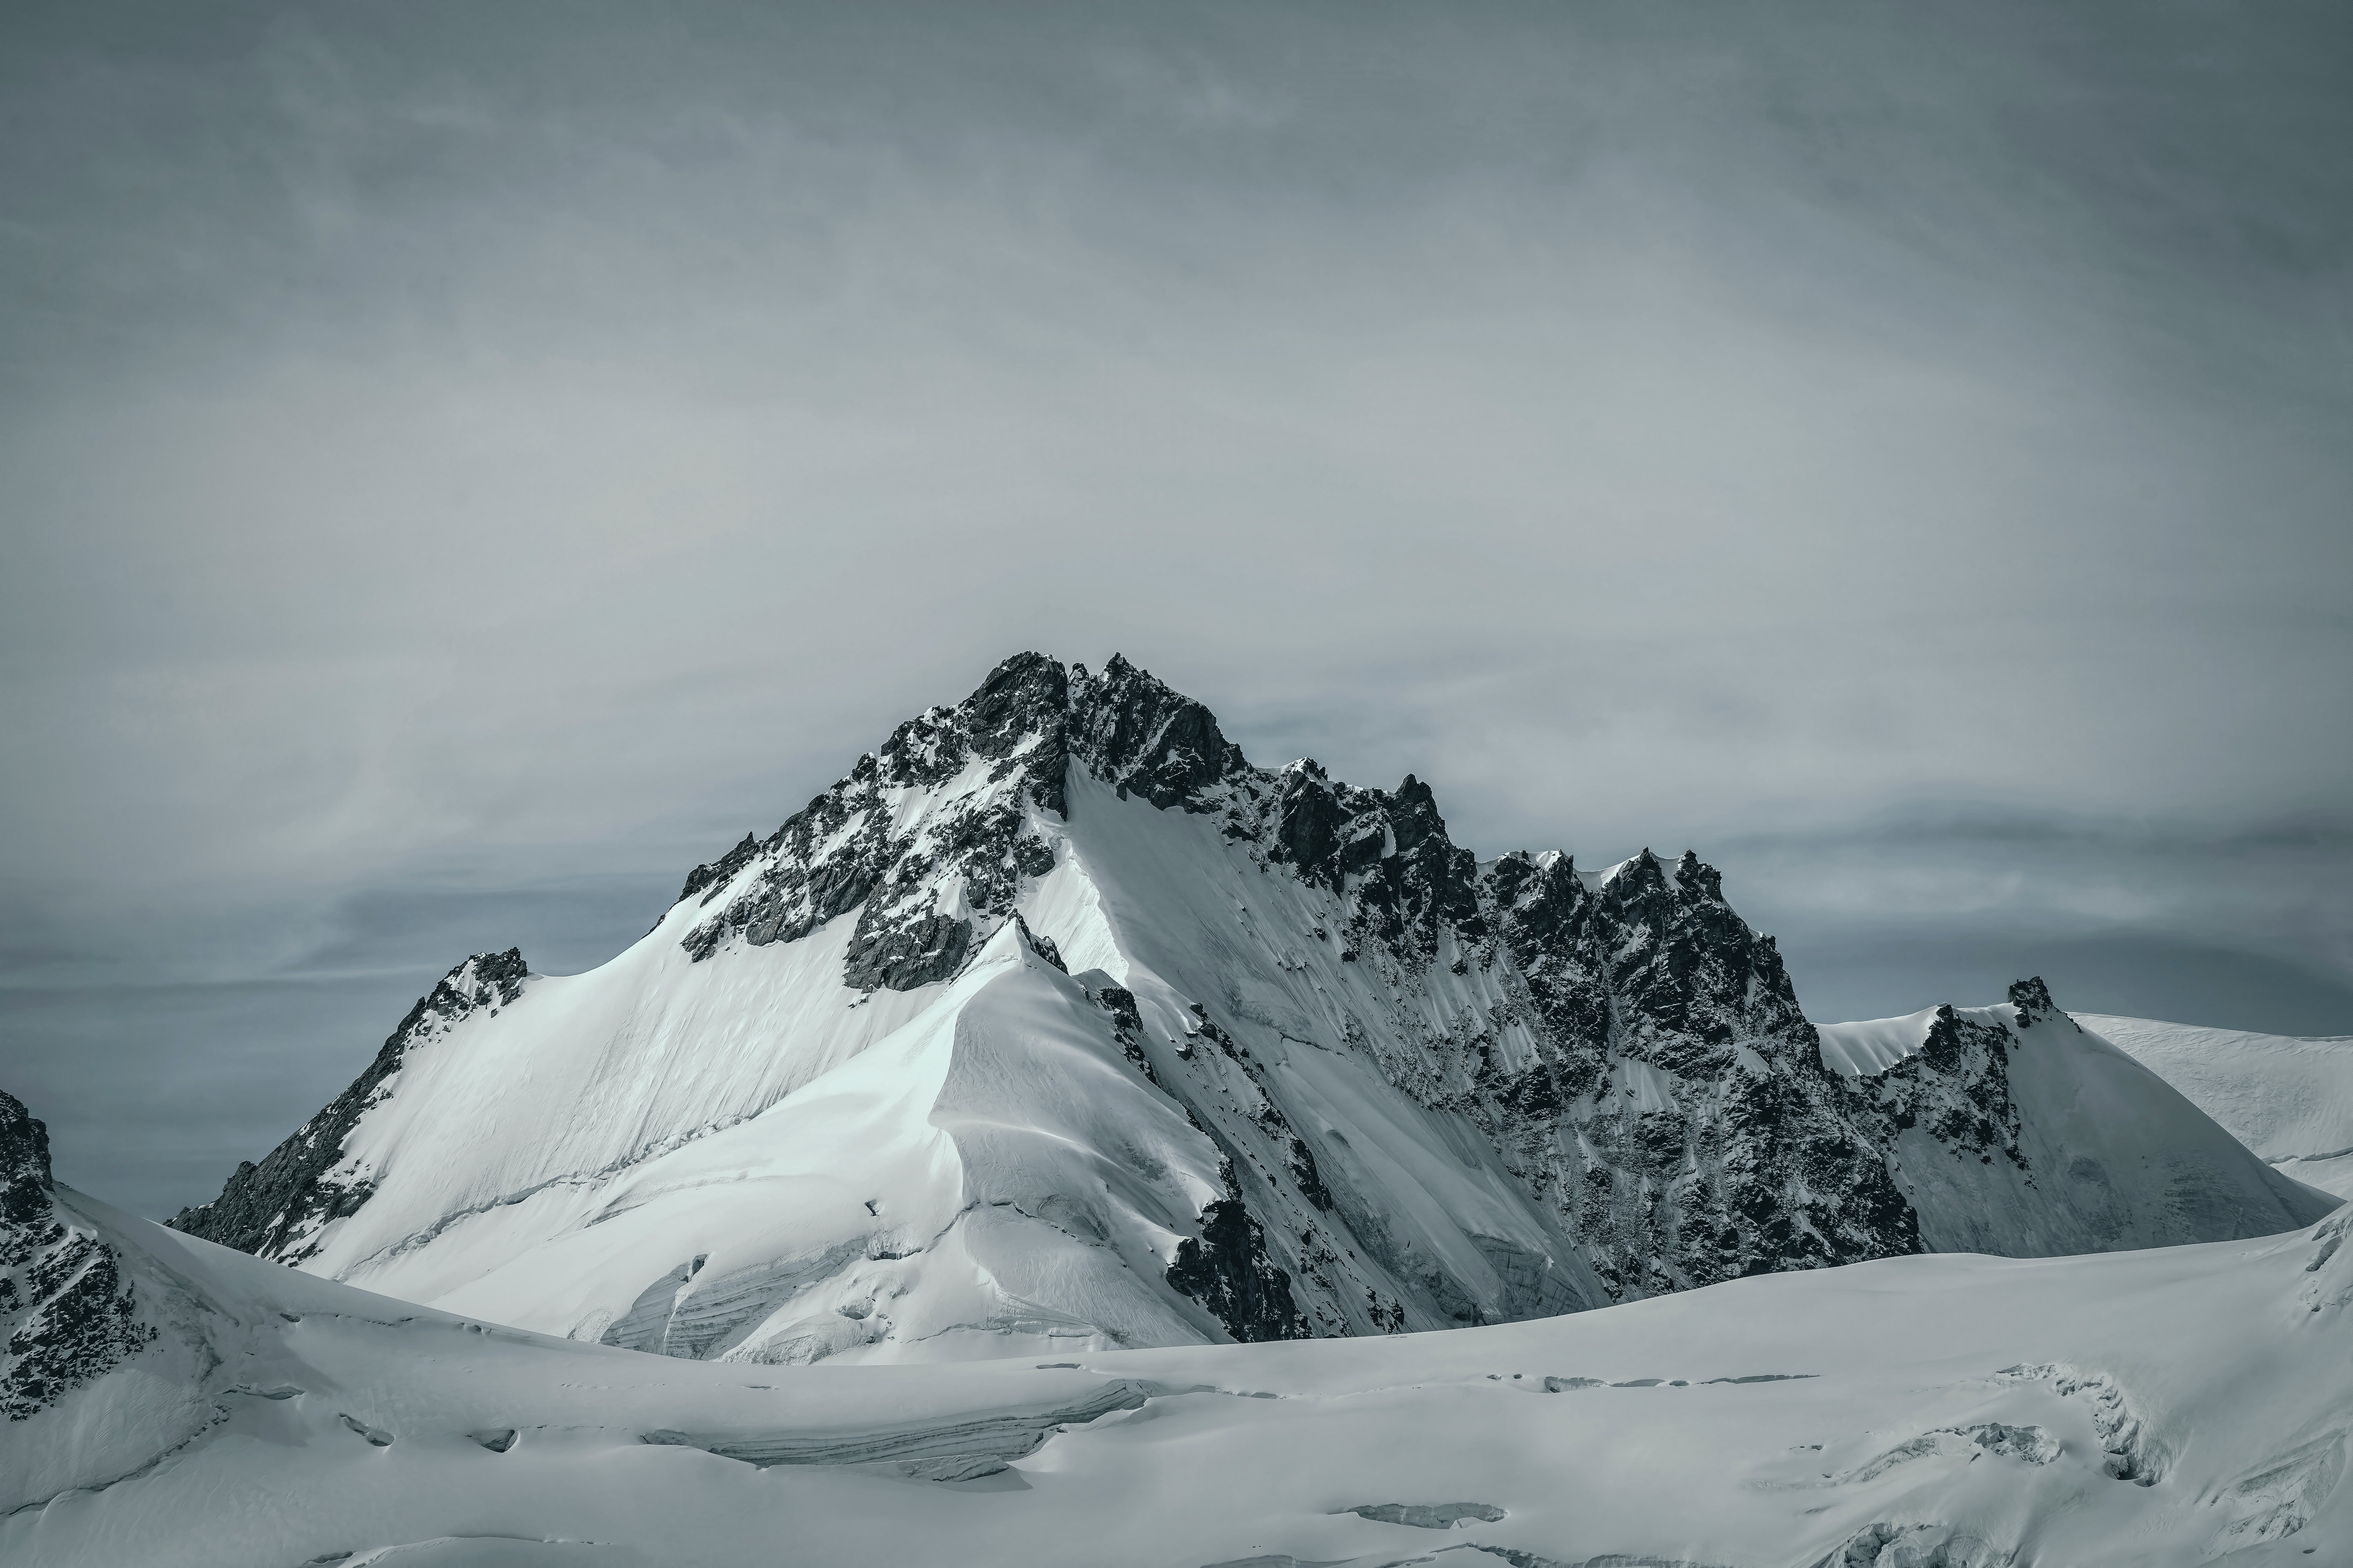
[1,1091,154,1421]
[163,656,2317,1363]
[674,656,1237,987]
[663,653,1922,1307]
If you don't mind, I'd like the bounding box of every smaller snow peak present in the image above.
[168,948,525,1260]
[2007,976,2065,1029]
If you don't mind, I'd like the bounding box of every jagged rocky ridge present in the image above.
[167,655,2331,1364]
[664,654,1918,1301]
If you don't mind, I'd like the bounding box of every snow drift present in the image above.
[2085,1014,2353,1201]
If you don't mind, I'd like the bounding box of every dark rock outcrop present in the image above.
[679,653,1256,991]
[1847,1005,2028,1170]
[1165,1196,1310,1344]
[2007,975,2066,1028]
[1,1091,155,1420]
[168,950,527,1262]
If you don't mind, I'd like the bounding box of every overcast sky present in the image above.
[3,1,2348,1219]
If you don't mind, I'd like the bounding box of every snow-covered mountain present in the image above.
[12,1086,2353,1567]
[168,655,2330,1369]
[1818,992,2336,1254]
[2084,1014,2353,1200]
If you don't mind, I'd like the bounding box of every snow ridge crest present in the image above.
[167,949,529,1261]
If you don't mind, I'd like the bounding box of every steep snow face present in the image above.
[17,1136,2353,1566]
[1818,983,2335,1253]
[165,952,529,1264]
[2085,1014,2353,1200]
[171,656,2316,1368]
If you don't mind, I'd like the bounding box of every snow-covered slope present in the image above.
[1818,987,2336,1255]
[2085,1014,2353,1201]
[13,1091,2353,1567]
[170,656,2328,1370]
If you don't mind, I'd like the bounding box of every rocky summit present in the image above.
[169,655,2327,1366]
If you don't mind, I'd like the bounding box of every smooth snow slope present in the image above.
[11,1169,2353,1566]
[1817,999,2338,1253]
[2085,1014,2353,1201]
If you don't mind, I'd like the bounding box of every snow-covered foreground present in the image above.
[10,1177,2352,1568]
[2086,1015,2353,1201]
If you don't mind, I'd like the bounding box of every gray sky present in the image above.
[3,1,2349,1219]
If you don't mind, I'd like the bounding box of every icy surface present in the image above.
[11,1178,2353,1567]
[2087,1014,2353,1200]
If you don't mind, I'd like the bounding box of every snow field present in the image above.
[9,1187,2353,1566]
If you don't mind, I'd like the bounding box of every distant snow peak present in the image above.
[1819,978,2333,1257]
[160,654,2336,1374]
[2007,975,2071,1029]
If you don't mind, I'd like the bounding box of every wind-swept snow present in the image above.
[2087,1014,2353,1200]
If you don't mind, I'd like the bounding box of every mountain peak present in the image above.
[2008,975,2067,1028]
[158,653,2329,1376]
